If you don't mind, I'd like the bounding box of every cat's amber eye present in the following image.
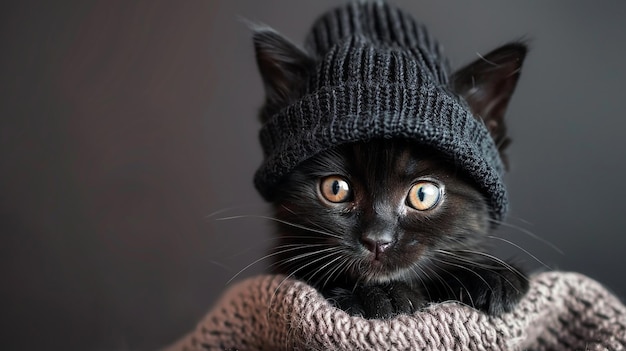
[406,181,442,211]
[319,176,352,203]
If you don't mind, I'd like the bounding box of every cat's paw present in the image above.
[462,267,529,316]
[325,282,427,319]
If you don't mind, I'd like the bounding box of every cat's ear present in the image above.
[253,28,313,121]
[451,42,527,169]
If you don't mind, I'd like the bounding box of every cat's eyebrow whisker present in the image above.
[488,218,564,255]
[486,235,552,270]
[215,214,342,239]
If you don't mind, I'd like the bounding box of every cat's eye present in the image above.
[406,181,442,211]
[319,176,352,203]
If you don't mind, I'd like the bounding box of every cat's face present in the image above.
[271,139,491,288]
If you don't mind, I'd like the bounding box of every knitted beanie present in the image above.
[253,1,508,220]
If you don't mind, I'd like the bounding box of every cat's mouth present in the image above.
[357,264,414,285]
[346,238,428,284]
[351,251,421,284]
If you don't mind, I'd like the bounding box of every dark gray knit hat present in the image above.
[253,1,511,220]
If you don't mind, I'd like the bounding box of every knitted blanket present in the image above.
[164,272,626,351]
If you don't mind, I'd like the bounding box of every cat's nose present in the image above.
[360,236,393,257]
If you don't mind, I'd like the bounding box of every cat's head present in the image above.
[255,35,525,285]
[251,3,527,287]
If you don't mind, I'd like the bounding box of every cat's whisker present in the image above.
[268,250,345,314]
[305,252,349,288]
[274,246,340,269]
[488,218,564,255]
[205,204,268,219]
[422,261,476,310]
[226,248,298,285]
[216,214,342,240]
[208,260,233,272]
[321,252,354,290]
[351,262,367,295]
[504,214,534,226]
[226,244,332,285]
[486,235,552,270]
[280,204,331,233]
[430,256,495,295]
[434,250,525,296]
[407,264,434,302]
[452,249,528,281]
[229,239,327,258]
[420,263,453,297]
[433,249,518,273]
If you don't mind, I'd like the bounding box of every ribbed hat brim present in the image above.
[255,81,507,220]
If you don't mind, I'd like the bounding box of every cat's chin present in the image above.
[352,261,418,286]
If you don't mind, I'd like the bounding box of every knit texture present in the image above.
[164,272,626,351]
[254,1,508,220]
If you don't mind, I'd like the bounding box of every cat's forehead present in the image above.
[342,140,456,179]
[393,148,449,176]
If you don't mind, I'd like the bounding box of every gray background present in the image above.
[2,1,625,350]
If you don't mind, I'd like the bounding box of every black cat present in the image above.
[252,2,529,319]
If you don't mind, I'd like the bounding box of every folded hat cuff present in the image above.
[254,82,508,220]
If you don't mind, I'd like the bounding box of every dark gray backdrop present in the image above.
[2,1,625,350]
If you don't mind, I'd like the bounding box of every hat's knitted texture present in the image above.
[254,1,508,220]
